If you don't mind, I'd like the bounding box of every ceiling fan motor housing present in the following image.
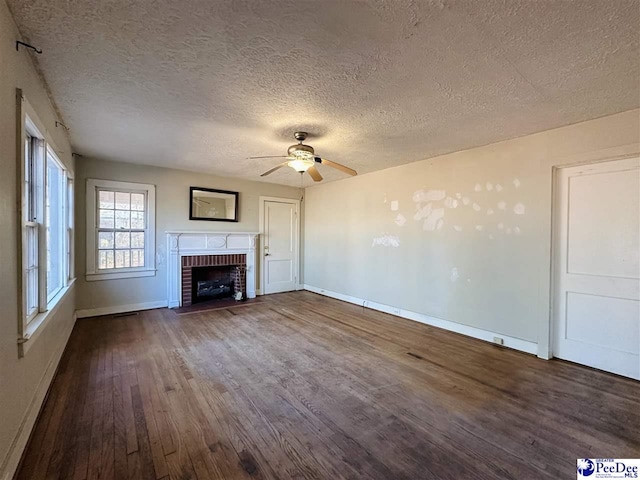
[287,143,315,156]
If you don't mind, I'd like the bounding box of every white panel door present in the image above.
[263,200,298,294]
[554,157,640,379]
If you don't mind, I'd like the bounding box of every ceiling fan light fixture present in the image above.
[287,158,315,172]
[287,148,316,171]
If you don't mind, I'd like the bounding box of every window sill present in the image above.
[19,277,76,357]
[86,269,156,282]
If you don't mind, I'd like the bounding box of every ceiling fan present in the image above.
[249,132,357,182]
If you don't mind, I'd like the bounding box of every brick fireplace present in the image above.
[167,232,257,308]
[181,254,246,306]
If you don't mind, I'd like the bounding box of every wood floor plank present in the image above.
[101,347,116,480]
[130,383,158,480]
[46,334,91,480]
[113,343,129,480]
[141,331,177,458]
[71,327,101,480]
[136,360,170,479]
[16,292,640,480]
[19,366,72,480]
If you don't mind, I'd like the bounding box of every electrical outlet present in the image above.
[493,336,504,346]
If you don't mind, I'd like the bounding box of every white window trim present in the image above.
[20,278,76,356]
[17,89,76,358]
[86,179,156,281]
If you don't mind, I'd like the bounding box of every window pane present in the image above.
[131,193,145,211]
[99,231,114,248]
[99,250,115,269]
[115,210,130,229]
[115,192,130,210]
[25,136,31,222]
[115,232,130,248]
[26,224,39,317]
[26,268,38,317]
[131,211,145,229]
[130,232,144,248]
[115,250,130,268]
[99,190,114,209]
[99,209,114,228]
[27,226,38,268]
[47,158,64,298]
[67,180,74,281]
[131,249,145,267]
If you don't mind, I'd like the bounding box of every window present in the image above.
[46,148,66,301]
[21,115,74,330]
[17,91,75,356]
[86,180,156,281]
[67,177,74,282]
[23,132,41,324]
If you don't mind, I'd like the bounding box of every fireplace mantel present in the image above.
[167,232,258,307]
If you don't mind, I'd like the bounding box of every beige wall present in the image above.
[0,0,76,476]
[75,157,301,311]
[304,109,640,357]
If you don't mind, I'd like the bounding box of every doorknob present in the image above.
[265,253,271,256]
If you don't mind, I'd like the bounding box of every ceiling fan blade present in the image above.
[247,155,288,160]
[317,157,357,176]
[307,165,323,182]
[260,162,289,177]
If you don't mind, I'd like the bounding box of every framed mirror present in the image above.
[189,187,239,222]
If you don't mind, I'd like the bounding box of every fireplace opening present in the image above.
[192,265,234,304]
[181,254,247,307]
[197,280,232,298]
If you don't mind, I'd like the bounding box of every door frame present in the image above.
[548,153,640,362]
[258,196,302,295]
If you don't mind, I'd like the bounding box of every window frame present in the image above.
[17,90,76,357]
[86,179,156,281]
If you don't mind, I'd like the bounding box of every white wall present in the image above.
[0,1,76,477]
[75,157,301,313]
[304,109,640,357]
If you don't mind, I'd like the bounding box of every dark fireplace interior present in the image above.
[191,265,234,304]
[181,254,246,307]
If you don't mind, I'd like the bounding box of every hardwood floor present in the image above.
[17,291,640,479]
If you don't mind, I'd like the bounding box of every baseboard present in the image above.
[76,300,168,319]
[304,285,537,355]
[256,286,303,296]
[0,312,77,480]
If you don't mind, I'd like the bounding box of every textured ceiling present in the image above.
[7,0,640,186]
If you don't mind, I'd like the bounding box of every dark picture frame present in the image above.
[189,187,239,222]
